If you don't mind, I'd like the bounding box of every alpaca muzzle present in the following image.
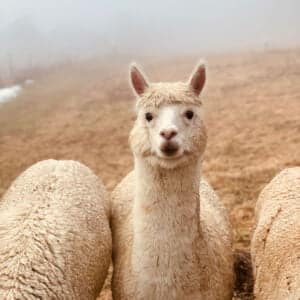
[160,141,179,156]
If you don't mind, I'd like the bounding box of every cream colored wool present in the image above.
[0,159,111,299]
[251,167,300,300]
[110,63,234,299]
[137,82,202,108]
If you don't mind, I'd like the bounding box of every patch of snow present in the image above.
[25,79,34,85]
[0,85,22,104]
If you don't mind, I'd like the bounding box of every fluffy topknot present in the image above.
[136,82,203,109]
[130,61,206,109]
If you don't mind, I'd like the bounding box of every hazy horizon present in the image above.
[1,0,300,80]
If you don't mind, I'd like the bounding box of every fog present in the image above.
[1,0,300,80]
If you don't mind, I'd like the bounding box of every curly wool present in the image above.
[251,167,300,300]
[0,160,111,300]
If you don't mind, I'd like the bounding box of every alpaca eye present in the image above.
[145,112,153,122]
[185,110,194,120]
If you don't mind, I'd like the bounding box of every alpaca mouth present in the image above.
[160,142,179,157]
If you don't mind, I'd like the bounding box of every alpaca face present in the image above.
[130,102,206,169]
[129,63,207,169]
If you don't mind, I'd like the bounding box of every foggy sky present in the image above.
[1,0,300,78]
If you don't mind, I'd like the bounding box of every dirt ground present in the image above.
[0,48,299,299]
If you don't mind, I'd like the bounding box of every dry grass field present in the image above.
[0,48,299,299]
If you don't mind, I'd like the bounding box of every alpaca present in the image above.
[110,63,234,299]
[0,160,111,299]
[251,167,300,299]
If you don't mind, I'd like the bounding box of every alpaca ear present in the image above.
[188,62,206,96]
[130,63,149,96]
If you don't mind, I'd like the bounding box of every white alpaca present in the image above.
[0,160,111,299]
[111,63,234,299]
[251,167,300,300]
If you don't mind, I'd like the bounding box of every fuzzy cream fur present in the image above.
[251,167,300,300]
[136,82,202,108]
[0,159,111,299]
[110,63,234,299]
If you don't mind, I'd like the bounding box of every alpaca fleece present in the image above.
[111,63,234,299]
[111,169,234,300]
[0,160,111,299]
[251,167,300,300]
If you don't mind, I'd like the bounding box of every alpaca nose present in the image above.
[160,129,178,140]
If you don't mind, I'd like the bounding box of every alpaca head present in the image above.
[129,62,207,169]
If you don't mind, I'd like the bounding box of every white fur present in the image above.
[111,63,234,299]
[137,104,203,163]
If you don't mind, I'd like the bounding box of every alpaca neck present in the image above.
[132,157,204,296]
[133,157,201,223]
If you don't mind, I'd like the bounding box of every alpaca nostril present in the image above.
[160,129,178,140]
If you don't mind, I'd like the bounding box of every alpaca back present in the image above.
[0,159,111,300]
[251,167,300,300]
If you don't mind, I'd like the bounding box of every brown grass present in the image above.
[0,49,300,299]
